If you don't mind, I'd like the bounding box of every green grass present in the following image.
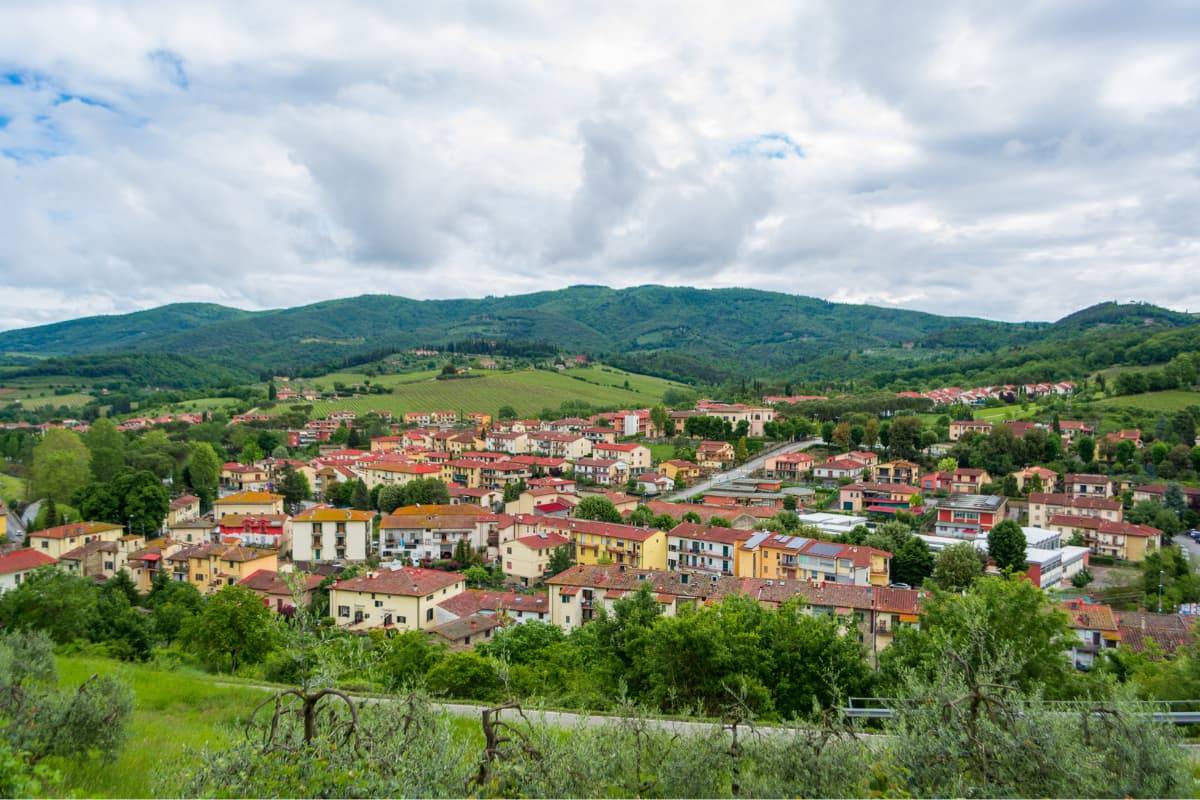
[1091,389,1200,412]
[2,390,94,409]
[0,472,27,503]
[649,443,677,464]
[974,405,1039,423]
[47,656,269,798]
[261,366,685,418]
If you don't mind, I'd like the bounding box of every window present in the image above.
[39,540,47,549]
[506,547,512,555]
[425,608,433,622]
[374,600,383,608]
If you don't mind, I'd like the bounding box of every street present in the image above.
[661,437,824,502]
[1173,534,1200,566]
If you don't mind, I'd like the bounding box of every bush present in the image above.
[425,652,502,701]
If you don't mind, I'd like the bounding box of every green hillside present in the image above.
[266,366,690,417]
[0,303,254,355]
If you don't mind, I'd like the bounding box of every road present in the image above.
[1173,534,1200,565]
[4,503,26,544]
[661,437,824,502]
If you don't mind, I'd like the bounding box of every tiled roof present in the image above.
[1062,599,1118,632]
[239,569,324,594]
[1116,612,1194,655]
[515,532,571,549]
[437,589,550,617]
[0,548,56,574]
[514,514,659,542]
[427,612,505,642]
[29,521,122,540]
[294,506,375,522]
[1029,493,1121,511]
[1047,515,1159,538]
[334,567,464,597]
[170,494,200,509]
[667,522,753,546]
[214,491,284,505]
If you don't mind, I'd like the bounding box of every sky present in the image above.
[1,1,1199,331]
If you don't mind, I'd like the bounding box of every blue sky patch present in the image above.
[731,132,805,160]
[149,49,188,89]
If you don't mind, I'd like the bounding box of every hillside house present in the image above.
[291,506,374,563]
[933,494,1008,539]
[949,420,993,441]
[26,521,124,560]
[329,566,466,631]
[0,549,57,593]
[213,491,285,519]
[501,531,571,586]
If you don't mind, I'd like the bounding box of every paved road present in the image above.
[661,437,824,502]
[1173,534,1200,566]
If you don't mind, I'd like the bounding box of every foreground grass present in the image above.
[46,656,485,799]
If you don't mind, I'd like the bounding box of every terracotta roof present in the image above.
[844,482,921,496]
[1030,493,1121,511]
[239,569,324,594]
[1116,612,1194,655]
[514,532,571,550]
[1048,515,1159,537]
[667,522,753,546]
[0,548,56,574]
[514,514,659,542]
[437,589,550,617]
[1062,599,1118,632]
[427,612,505,642]
[214,491,284,505]
[60,540,119,560]
[334,567,464,597]
[294,506,375,522]
[170,494,199,509]
[28,521,123,540]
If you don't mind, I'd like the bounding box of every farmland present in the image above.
[1091,390,1200,413]
[263,366,691,418]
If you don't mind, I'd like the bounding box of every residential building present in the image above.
[485,431,529,454]
[658,459,702,485]
[838,482,921,514]
[870,460,920,485]
[167,494,201,527]
[812,458,867,482]
[290,506,373,563]
[634,473,674,495]
[219,513,288,549]
[213,491,285,519]
[1065,474,1114,498]
[125,541,184,593]
[170,516,216,544]
[951,468,991,494]
[933,494,1008,539]
[1058,420,1095,445]
[26,521,124,559]
[666,523,753,576]
[1012,466,1058,493]
[1046,516,1160,562]
[592,442,651,472]
[693,402,776,437]
[503,515,668,570]
[0,548,56,593]
[437,589,552,624]
[220,463,269,491]
[378,505,490,562]
[696,440,736,471]
[739,532,891,587]
[1062,599,1119,669]
[182,544,279,594]
[426,614,505,649]
[762,451,815,480]
[239,569,325,614]
[572,457,628,486]
[0,500,7,540]
[1132,484,1200,511]
[360,462,442,491]
[949,420,993,441]
[1116,611,1194,656]
[527,432,594,460]
[1027,493,1122,528]
[501,531,571,585]
[329,566,466,630]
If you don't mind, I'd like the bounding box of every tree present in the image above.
[113,470,170,535]
[547,545,573,576]
[1164,483,1187,518]
[0,568,99,643]
[84,418,126,483]
[425,651,502,700]
[888,416,924,460]
[1071,568,1094,588]
[31,429,91,504]
[75,481,121,523]
[399,478,450,506]
[183,584,277,672]
[349,479,370,511]
[574,496,622,523]
[267,381,277,401]
[502,481,523,503]
[831,422,852,450]
[892,536,935,586]
[379,630,446,690]
[239,441,263,465]
[931,542,983,592]
[650,405,668,435]
[497,405,518,420]
[271,445,289,459]
[278,464,311,510]
[186,442,221,509]
[936,456,958,475]
[1075,435,1095,464]
[863,417,880,447]
[988,519,1027,573]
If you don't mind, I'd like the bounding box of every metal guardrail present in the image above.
[842,699,1200,724]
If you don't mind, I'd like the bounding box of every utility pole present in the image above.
[1159,567,1165,614]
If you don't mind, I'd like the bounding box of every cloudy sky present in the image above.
[1,1,1198,331]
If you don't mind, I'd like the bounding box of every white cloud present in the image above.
[1,0,1199,331]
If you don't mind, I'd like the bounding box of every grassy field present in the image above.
[974,405,1039,423]
[2,390,94,409]
[48,656,269,798]
[1091,389,1200,412]
[0,472,27,503]
[263,367,688,418]
[47,656,484,798]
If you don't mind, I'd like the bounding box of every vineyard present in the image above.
[266,366,690,417]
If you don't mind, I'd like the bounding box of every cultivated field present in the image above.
[265,367,689,417]
[1091,390,1200,412]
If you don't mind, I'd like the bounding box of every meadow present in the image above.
[1091,389,1200,413]
[264,366,689,418]
[0,472,26,503]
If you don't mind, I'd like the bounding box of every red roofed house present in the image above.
[240,569,325,614]
[951,468,991,494]
[329,566,466,630]
[762,451,815,480]
[1063,599,1120,669]
[666,523,753,576]
[812,458,867,482]
[949,419,993,441]
[0,548,57,593]
[634,472,675,495]
[502,531,572,585]
[593,442,652,471]
[1046,515,1160,562]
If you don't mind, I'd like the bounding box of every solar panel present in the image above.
[808,542,844,557]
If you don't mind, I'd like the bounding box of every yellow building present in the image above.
[213,491,285,519]
[27,521,124,560]
[178,543,279,594]
[518,517,667,570]
[361,462,443,491]
[738,532,891,587]
[167,494,201,527]
[329,566,466,630]
[0,500,7,540]
[503,531,571,586]
[657,460,701,485]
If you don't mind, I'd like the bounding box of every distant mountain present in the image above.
[0,303,255,356]
[0,289,1193,387]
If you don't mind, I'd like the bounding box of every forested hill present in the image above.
[0,288,1193,386]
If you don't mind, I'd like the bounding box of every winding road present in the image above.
[661,437,825,501]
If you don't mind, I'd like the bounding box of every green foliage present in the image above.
[379,631,446,690]
[988,519,1027,573]
[182,585,277,673]
[425,652,502,701]
[84,417,126,483]
[891,536,935,587]
[278,464,311,510]
[0,568,100,644]
[547,545,573,576]
[186,441,221,507]
[573,496,622,523]
[31,428,91,503]
[931,542,984,592]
